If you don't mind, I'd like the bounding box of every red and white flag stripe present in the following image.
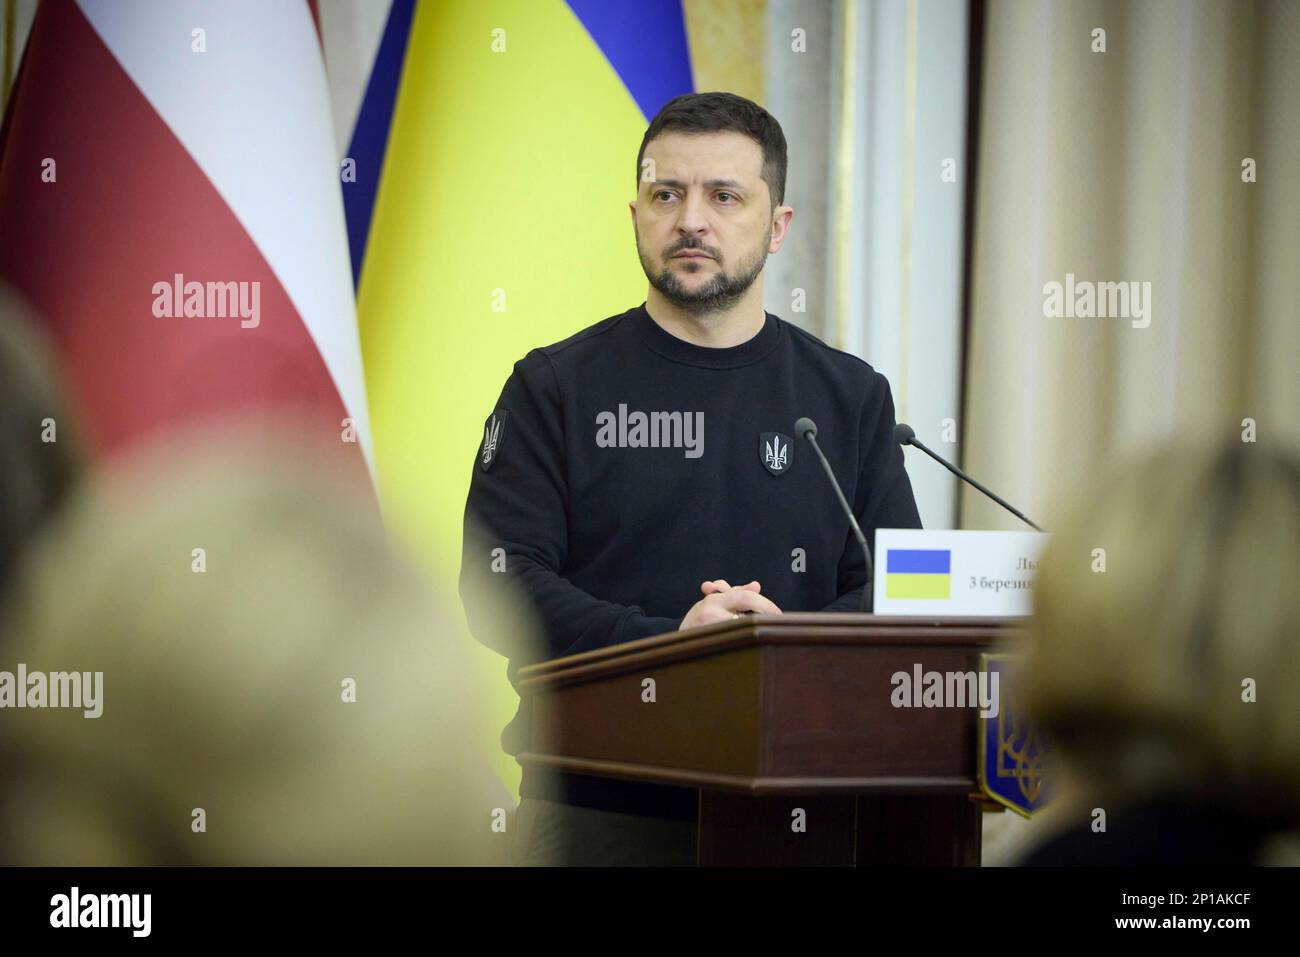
[0,0,373,482]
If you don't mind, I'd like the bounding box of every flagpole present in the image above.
[2,0,15,106]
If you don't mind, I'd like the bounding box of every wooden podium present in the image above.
[514,613,1026,866]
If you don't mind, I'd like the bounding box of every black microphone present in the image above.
[795,417,873,613]
[893,423,1044,531]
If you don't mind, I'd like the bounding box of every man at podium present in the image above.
[459,92,920,865]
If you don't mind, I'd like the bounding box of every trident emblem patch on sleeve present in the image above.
[480,409,508,472]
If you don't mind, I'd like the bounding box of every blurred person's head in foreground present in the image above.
[0,425,529,865]
[0,288,84,603]
[1020,441,1300,865]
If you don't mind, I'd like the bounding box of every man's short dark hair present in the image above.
[636,92,788,210]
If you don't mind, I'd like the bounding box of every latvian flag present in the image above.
[0,0,372,486]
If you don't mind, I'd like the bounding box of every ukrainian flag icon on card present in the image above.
[873,529,1047,615]
[885,549,951,599]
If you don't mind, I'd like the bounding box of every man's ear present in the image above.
[768,205,794,253]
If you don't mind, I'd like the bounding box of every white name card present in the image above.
[872,529,1049,616]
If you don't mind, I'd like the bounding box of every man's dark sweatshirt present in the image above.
[459,301,922,822]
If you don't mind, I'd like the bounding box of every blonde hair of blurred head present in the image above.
[0,425,526,865]
[1023,441,1300,824]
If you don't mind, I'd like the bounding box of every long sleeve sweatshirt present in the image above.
[459,301,922,820]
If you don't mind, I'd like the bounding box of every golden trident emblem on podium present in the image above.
[996,705,1045,804]
[977,653,1050,816]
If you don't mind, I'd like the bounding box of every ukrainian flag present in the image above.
[885,549,952,600]
[344,0,697,796]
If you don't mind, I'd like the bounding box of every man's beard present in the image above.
[638,231,769,317]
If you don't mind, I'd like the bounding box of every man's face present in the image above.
[630,131,788,315]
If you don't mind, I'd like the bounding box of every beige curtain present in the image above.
[964,0,1299,531]
[969,0,1299,864]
